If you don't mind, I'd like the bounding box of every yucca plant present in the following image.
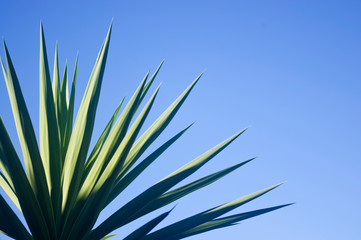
[0,22,290,240]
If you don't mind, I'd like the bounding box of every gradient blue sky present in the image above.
[0,1,360,239]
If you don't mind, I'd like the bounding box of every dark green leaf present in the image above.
[142,183,283,240]
[123,209,172,240]
[0,194,32,240]
[173,203,293,239]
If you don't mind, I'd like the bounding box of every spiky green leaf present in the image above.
[0,23,288,240]
[67,84,160,240]
[0,194,31,240]
[89,128,246,239]
[0,117,51,239]
[123,209,172,240]
[61,24,112,227]
[116,73,203,184]
[59,63,68,152]
[99,233,117,240]
[63,54,78,155]
[136,157,255,218]
[0,171,20,210]
[105,124,193,207]
[39,23,62,225]
[173,203,293,239]
[83,98,124,182]
[2,38,56,239]
[142,183,283,240]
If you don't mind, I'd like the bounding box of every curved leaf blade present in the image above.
[39,23,62,225]
[52,43,61,128]
[82,98,125,181]
[2,38,56,239]
[0,117,50,240]
[59,63,68,153]
[139,60,164,104]
[136,157,255,218]
[173,203,293,239]
[142,183,283,240]
[123,209,172,240]
[116,73,203,183]
[0,194,31,240]
[68,84,160,240]
[89,128,246,240]
[105,124,193,207]
[0,171,20,210]
[99,233,117,240]
[83,72,148,186]
[61,23,112,223]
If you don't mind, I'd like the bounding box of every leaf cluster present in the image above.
[0,23,290,240]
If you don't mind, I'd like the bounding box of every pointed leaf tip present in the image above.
[285,202,295,207]
[245,156,257,163]
[230,127,248,140]
[108,21,113,33]
[3,39,8,54]
[274,182,285,188]
[170,204,177,211]
[40,22,46,46]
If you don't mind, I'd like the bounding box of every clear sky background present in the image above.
[0,1,360,239]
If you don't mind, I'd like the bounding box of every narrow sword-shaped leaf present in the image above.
[0,137,14,190]
[1,42,56,239]
[77,75,147,208]
[62,54,78,162]
[0,194,31,240]
[123,209,173,240]
[68,53,78,117]
[0,117,50,240]
[88,128,246,240]
[135,158,256,219]
[39,24,62,230]
[100,234,117,240]
[173,203,293,239]
[142,183,283,240]
[52,43,61,128]
[82,98,124,182]
[88,72,148,177]
[40,23,62,188]
[68,85,160,240]
[114,74,203,190]
[61,23,111,220]
[83,64,161,190]
[127,128,247,221]
[86,73,149,184]
[56,61,70,232]
[109,74,202,208]
[59,63,68,152]
[61,73,143,240]
[0,117,20,210]
[105,124,193,207]
[0,171,20,210]
[139,60,164,104]
[0,24,289,240]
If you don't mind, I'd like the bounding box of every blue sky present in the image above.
[0,1,360,239]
